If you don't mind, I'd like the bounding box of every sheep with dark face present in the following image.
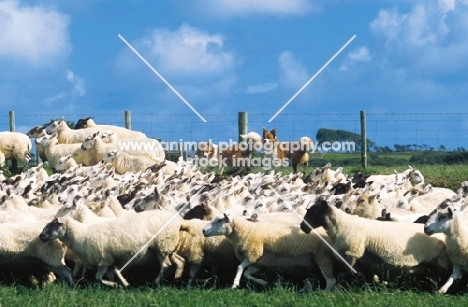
[300,197,451,283]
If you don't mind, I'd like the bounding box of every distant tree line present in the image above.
[315,128,375,151]
[316,128,453,153]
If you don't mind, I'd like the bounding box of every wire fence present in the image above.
[1,111,468,154]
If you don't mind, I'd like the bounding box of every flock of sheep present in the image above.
[1,118,468,294]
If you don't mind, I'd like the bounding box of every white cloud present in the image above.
[196,0,317,17]
[278,51,309,89]
[44,69,86,105]
[0,0,70,65]
[246,83,278,94]
[120,24,236,82]
[439,0,456,13]
[67,70,86,97]
[369,1,468,76]
[348,47,372,63]
[339,46,372,72]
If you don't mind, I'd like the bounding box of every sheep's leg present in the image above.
[170,253,186,280]
[188,264,202,286]
[324,277,337,292]
[243,265,267,287]
[154,256,173,284]
[72,263,85,278]
[232,259,251,289]
[44,272,57,286]
[336,254,357,286]
[96,266,117,287]
[49,265,74,286]
[438,265,463,294]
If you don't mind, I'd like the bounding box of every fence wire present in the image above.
[2,112,467,153]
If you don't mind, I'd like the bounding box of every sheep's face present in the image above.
[27,126,47,138]
[133,192,162,212]
[300,198,330,234]
[75,117,93,129]
[202,213,232,237]
[409,169,424,185]
[102,150,118,163]
[81,135,95,150]
[352,194,378,218]
[424,207,454,236]
[40,218,66,242]
[46,121,62,134]
[56,155,71,171]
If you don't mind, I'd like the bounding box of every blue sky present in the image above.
[1,0,467,149]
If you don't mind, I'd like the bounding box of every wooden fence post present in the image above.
[9,111,15,132]
[360,110,367,168]
[9,111,18,171]
[238,112,248,142]
[125,110,131,130]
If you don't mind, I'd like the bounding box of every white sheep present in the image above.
[0,221,73,285]
[300,198,451,283]
[81,132,165,164]
[0,131,32,165]
[35,134,98,169]
[424,205,468,293]
[39,208,181,286]
[46,119,107,144]
[203,211,337,291]
[102,150,160,175]
[173,219,237,285]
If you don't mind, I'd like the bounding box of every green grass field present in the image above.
[0,282,466,307]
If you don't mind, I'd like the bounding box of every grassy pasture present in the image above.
[0,281,466,307]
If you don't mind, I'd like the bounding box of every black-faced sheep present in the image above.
[74,116,147,139]
[300,198,451,283]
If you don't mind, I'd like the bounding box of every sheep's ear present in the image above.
[154,186,160,198]
[368,194,378,204]
[319,199,328,208]
[447,206,454,218]
[223,211,233,223]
